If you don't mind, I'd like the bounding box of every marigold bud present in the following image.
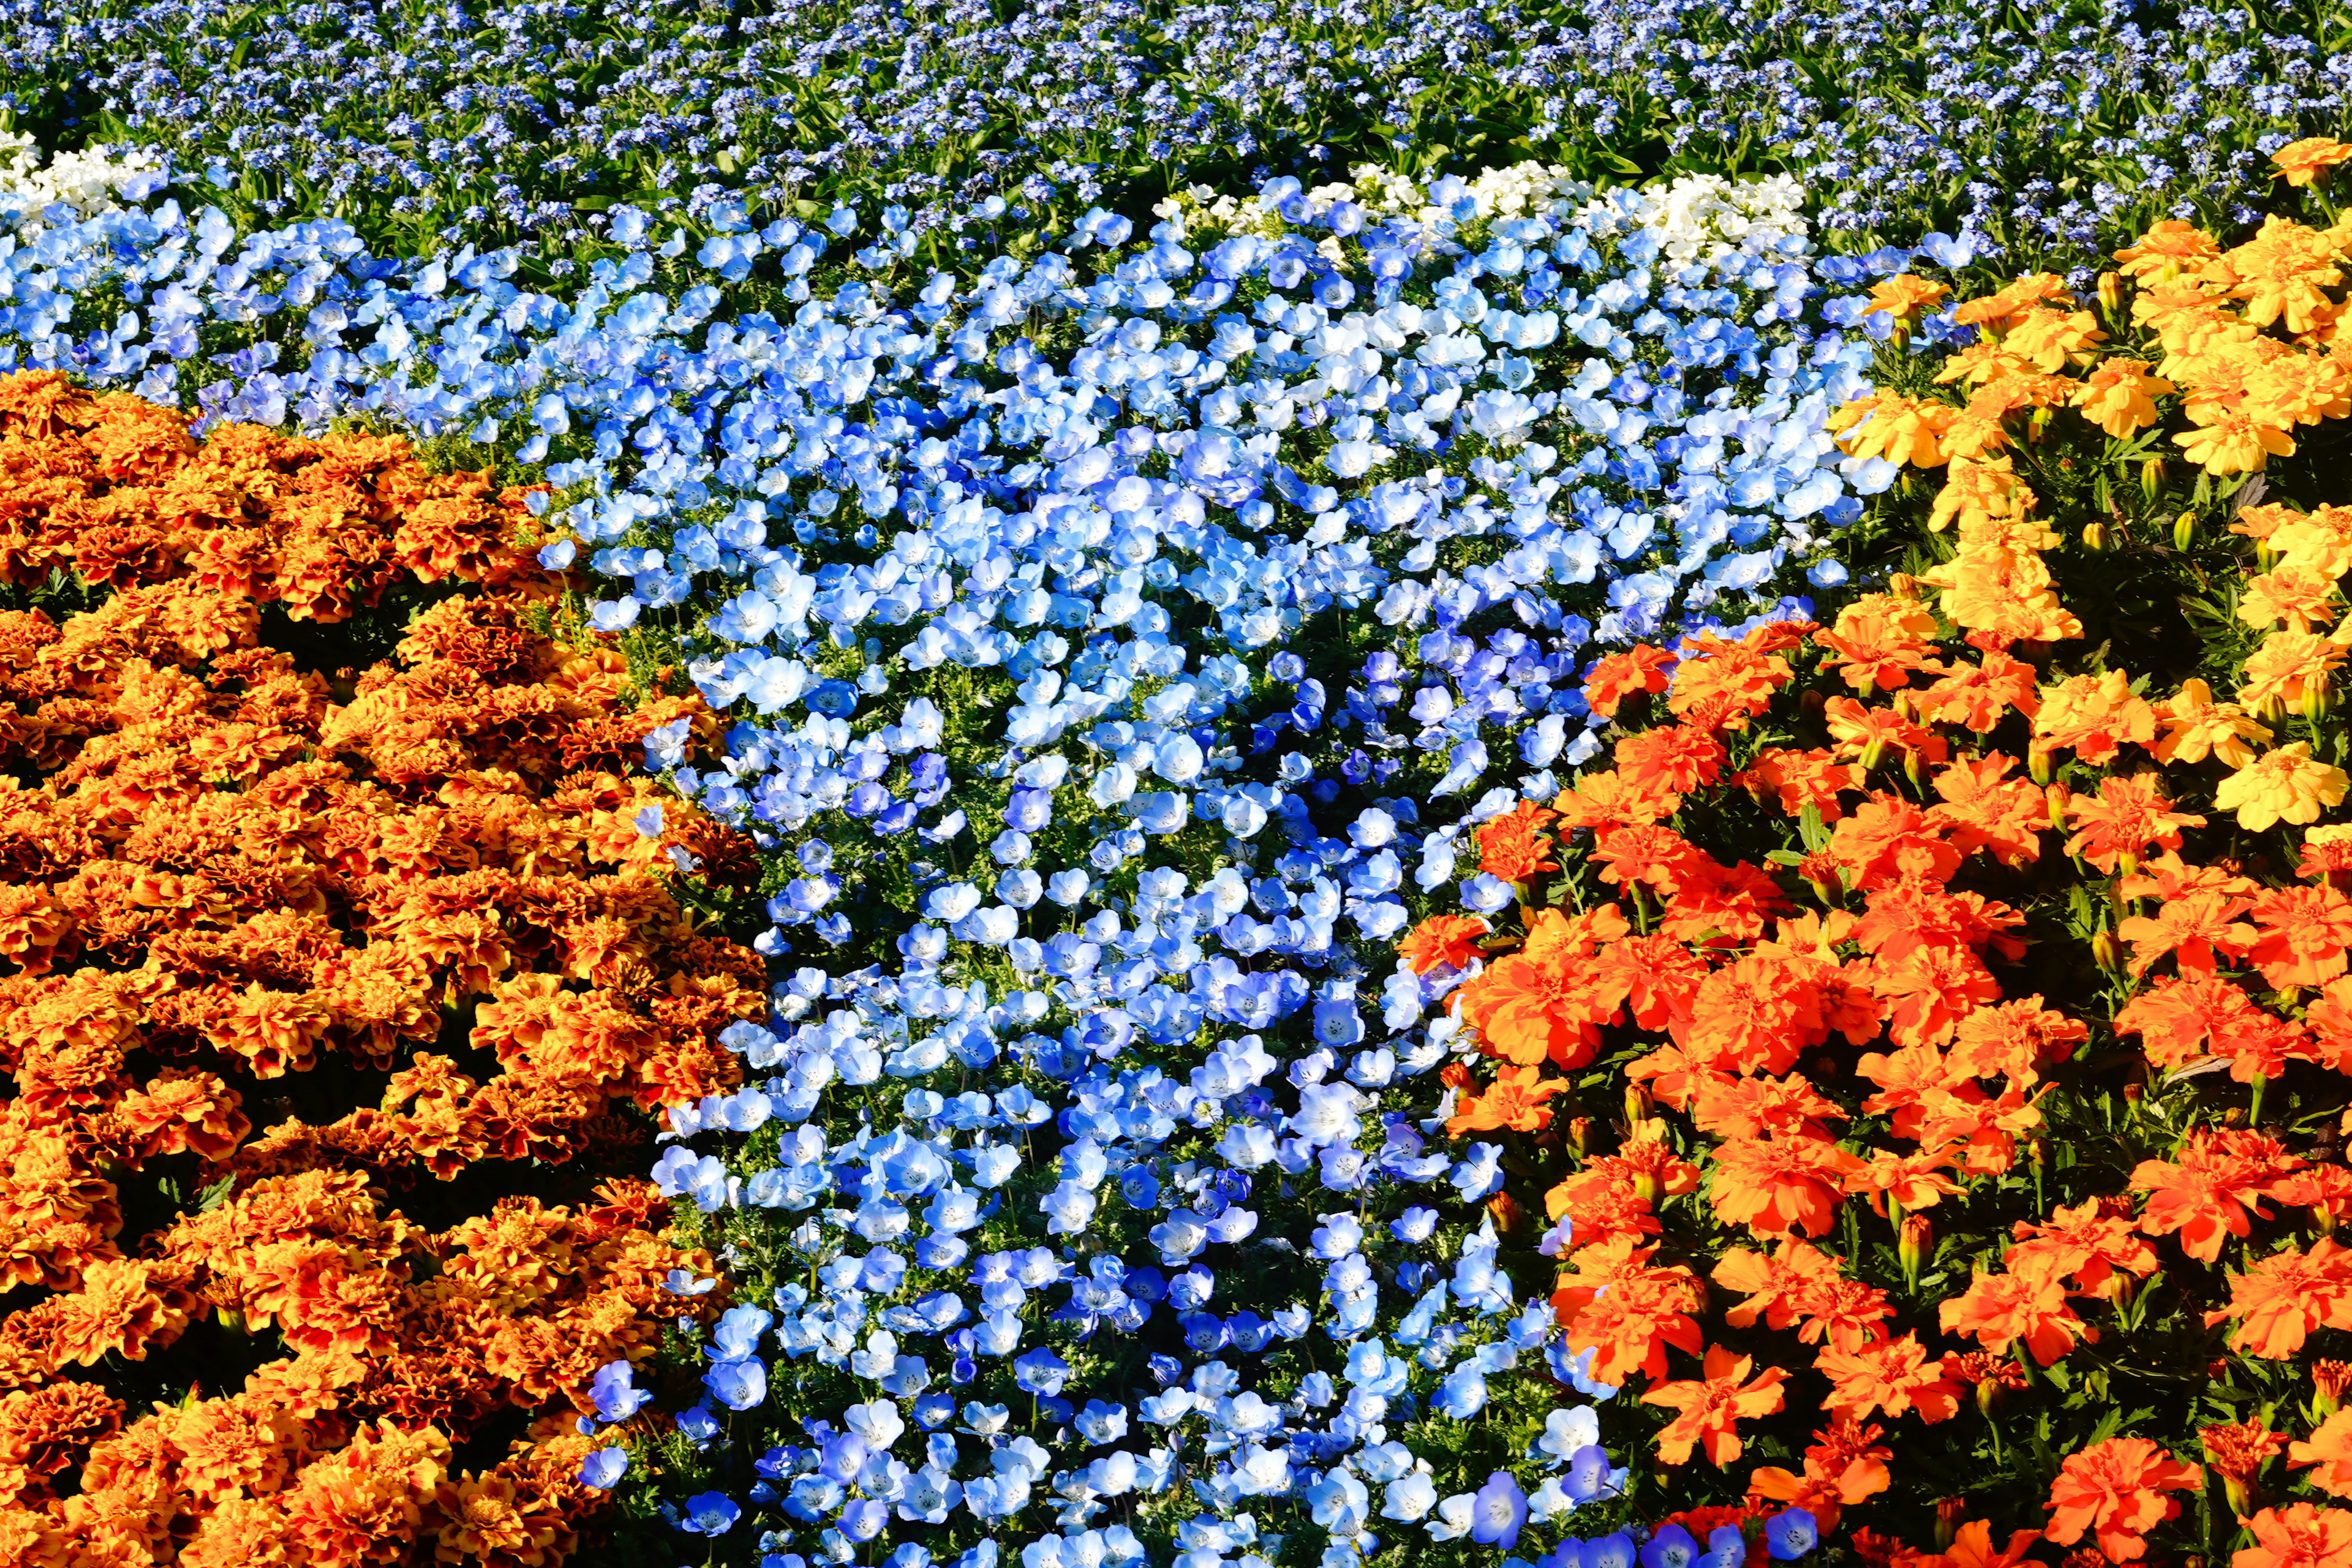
[2081,519,2108,551]
[1567,1116,1592,1158]
[2092,926,2122,968]
[2141,458,2167,502]
[1899,1213,1931,1281]
[1935,1499,1968,1551]
[2305,679,2332,725]
[2174,510,2197,551]
[2097,270,2124,317]
[1624,1082,1652,1131]
[1487,1191,1525,1237]
[2028,745,2055,786]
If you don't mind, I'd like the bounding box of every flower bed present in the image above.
[0,369,761,1566]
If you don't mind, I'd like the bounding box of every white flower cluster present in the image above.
[1575,172,1811,270]
[0,132,164,234]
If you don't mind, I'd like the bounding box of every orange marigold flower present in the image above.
[2209,1237,2352,1360]
[1399,914,1489,975]
[2063,774,2203,873]
[1709,1134,1861,1239]
[2290,1411,2352,1499]
[1552,1237,1705,1385]
[2275,137,2352,186]
[1640,1344,1789,1468]
[1446,1064,1566,1137]
[2206,1421,2290,1518]
[1938,1267,2090,1365]
[1863,274,1950,325]
[2044,1437,2202,1562]
[1476,799,1560,883]
[2155,677,2274,767]
[2116,219,2223,282]
[1815,1332,1964,1425]
[2134,1128,2304,1262]
[1830,393,1953,468]
[2234,1504,2352,1568]
[1584,644,1676,717]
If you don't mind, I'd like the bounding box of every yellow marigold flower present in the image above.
[2035,668,2158,764]
[2245,355,2352,428]
[2132,281,2247,358]
[2070,359,2173,437]
[2239,565,2340,633]
[2269,505,2352,578]
[2114,219,2223,284]
[2274,136,2352,188]
[1950,272,2071,333]
[1864,273,1950,325]
[1829,393,1953,467]
[1928,458,2046,540]
[1917,546,2082,644]
[2215,742,2350,832]
[1932,339,2033,387]
[2004,306,2107,372]
[2173,411,2295,474]
[2239,628,2346,715]
[2152,677,2272,767]
[2220,216,2344,334]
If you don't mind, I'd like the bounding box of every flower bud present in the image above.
[1936,1499,1968,1551]
[1567,1116,1592,1158]
[1860,736,1887,775]
[1899,1213,1931,1281]
[2093,927,2122,971]
[2029,746,2055,786]
[2141,458,2167,503]
[1487,1190,1526,1237]
[2081,519,2108,551]
[2174,510,2198,551]
[1624,1082,1652,1131]
[1904,746,1925,790]
[2097,270,2125,317]
[2305,680,2332,725]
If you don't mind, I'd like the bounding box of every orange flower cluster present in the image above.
[0,373,760,1564]
[1411,426,2352,1558]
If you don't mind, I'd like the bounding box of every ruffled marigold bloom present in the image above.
[2071,359,2173,437]
[2210,1238,2352,1359]
[2291,1411,2352,1498]
[1830,393,1954,468]
[1938,1268,2089,1365]
[1477,800,1559,883]
[2234,1504,2352,1568]
[1864,274,1950,326]
[1399,914,1488,975]
[2116,219,2224,283]
[2217,743,2351,832]
[2043,1437,2202,1562]
[1446,1065,1566,1136]
[1640,1344,1789,1468]
[1709,1134,1861,1239]
[2154,677,2274,766]
[2274,137,2352,187]
[1815,1333,1962,1425]
[1584,644,1676,717]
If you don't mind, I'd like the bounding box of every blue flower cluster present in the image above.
[0,157,1872,1567]
[0,0,2340,269]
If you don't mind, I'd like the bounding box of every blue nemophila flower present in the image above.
[579,1447,629,1490]
[1767,1509,1822,1559]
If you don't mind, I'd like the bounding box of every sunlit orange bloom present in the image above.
[2223,217,2345,333]
[1668,634,1792,731]
[1748,1419,1893,1535]
[2005,306,2106,372]
[2217,743,2351,833]
[1553,767,1683,831]
[1815,598,1940,693]
[2209,1238,2352,1360]
[1684,953,1876,1078]
[1709,1134,1861,1239]
[2006,1197,2158,1300]
[2242,566,2340,633]
[1869,943,2000,1049]
[1921,1521,2046,1568]
[1830,393,1954,467]
[1615,725,1728,795]
[2305,824,2352,883]
[2177,410,2296,473]
[1399,914,1489,975]
[1589,930,1707,1033]
[2290,1410,2352,1498]
[2273,1163,2352,1231]
[1455,943,1610,1070]
[1925,753,2046,867]
[2116,892,2258,978]
[1737,747,1857,823]
[2241,630,2348,715]
[1446,1064,1566,1136]
[2063,774,2204,873]
[1584,644,1676,717]
[1947,996,2086,1087]
[2034,668,2159,764]
[2071,358,2173,437]
[1816,1332,1963,1424]
[1641,1344,1789,1468]
[1939,1268,2089,1365]
[2247,884,2352,988]
[2274,137,2352,187]
[1476,799,1561,883]
[2234,1504,2352,1568]
[2206,1421,2291,1518]
[2116,219,2224,282]
[2044,1437,2202,1562]
[1659,859,1790,948]
[1913,650,2042,733]
[1864,273,1950,325]
[2134,1129,2304,1262]
[1828,794,1964,891]
[2267,504,2352,578]
[1691,1073,1845,1141]
[2155,677,2275,766]
[1590,823,1712,897]
[1951,273,2073,331]
[1821,697,1945,777]
[1553,1236,1706,1385]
